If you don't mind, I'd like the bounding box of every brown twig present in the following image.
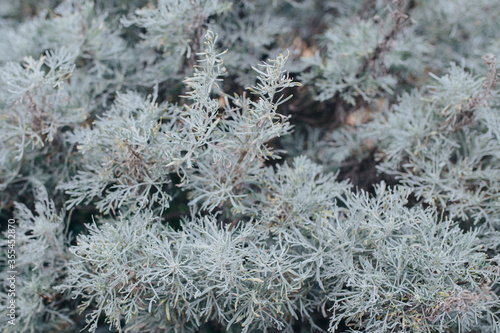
[356,0,411,78]
[182,0,206,72]
[448,54,498,130]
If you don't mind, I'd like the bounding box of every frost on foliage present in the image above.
[0,180,72,332]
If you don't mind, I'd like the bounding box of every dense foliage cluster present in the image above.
[1,0,499,332]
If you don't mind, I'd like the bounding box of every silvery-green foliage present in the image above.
[240,156,351,227]
[1,1,500,332]
[60,31,299,215]
[0,47,83,191]
[412,0,500,73]
[183,44,298,212]
[321,183,500,332]
[302,0,500,105]
[302,9,428,104]
[0,0,157,201]
[121,0,232,55]
[322,61,500,239]
[57,90,173,215]
[0,0,158,108]
[120,0,301,85]
[62,172,500,332]
[120,0,232,79]
[0,180,72,332]
[280,126,325,163]
[248,161,500,332]
[0,4,83,63]
[209,1,292,86]
[60,211,318,332]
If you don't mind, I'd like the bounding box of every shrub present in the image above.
[1,1,499,332]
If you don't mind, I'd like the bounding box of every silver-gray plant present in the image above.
[1,1,499,333]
